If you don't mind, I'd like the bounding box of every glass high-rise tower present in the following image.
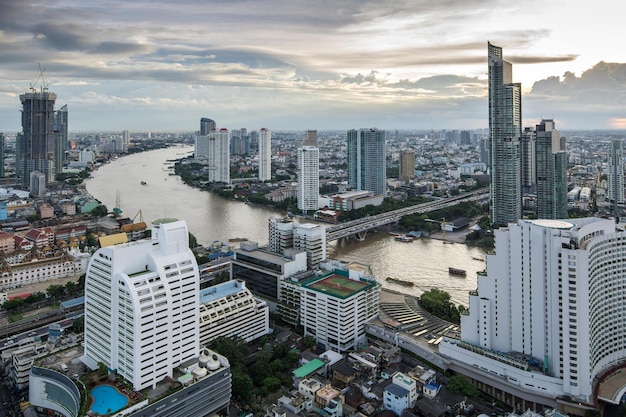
[18,90,58,187]
[488,43,522,225]
[347,128,386,195]
[535,119,567,219]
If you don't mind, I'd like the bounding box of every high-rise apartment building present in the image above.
[440,218,626,409]
[258,128,272,181]
[0,133,4,178]
[297,145,320,213]
[294,223,326,268]
[608,139,625,216]
[122,129,130,153]
[347,128,386,195]
[268,217,295,254]
[54,104,68,175]
[521,127,536,194]
[17,91,58,187]
[206,128,230,183]
[29,171,46,197]
[535,120,567,219]
[84,219,200,392]
[303,129,318,147]
[200,117,216,135]
[488,42,522,225]
[399,149,415,182]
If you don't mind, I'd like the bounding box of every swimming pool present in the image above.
[91,385,128,415]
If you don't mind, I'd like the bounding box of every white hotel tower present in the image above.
[83,219,200,391]
[440,217,626,408]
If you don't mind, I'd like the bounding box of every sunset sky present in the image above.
[1,0,625,132]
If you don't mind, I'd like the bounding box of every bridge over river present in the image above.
[325,187,489,241]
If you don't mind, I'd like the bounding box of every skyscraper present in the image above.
[303,129,318,147]
[200,117,216,135]
[399,149,415,182]
[535,120,567,219]
[521,126,536,194]
[0,133,4,179]
[17,90,58,187]
[608,139,625,216]
[440,218,626,408]
[347,128,387,195]
[83,219,200,391]
[488,42,522,225]
[207,128,230,183]
[258,128,271,181]
[54,104,68,176]
[297,143,320,213]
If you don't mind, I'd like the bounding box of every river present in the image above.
[85,146,484,305]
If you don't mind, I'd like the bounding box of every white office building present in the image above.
[297,145,320,213]
[199,279,269,345]
[268,217,295,254]
[258,128,272,181]
[83,219,200,391]
[281,269,380,353]
[440,217,626,409]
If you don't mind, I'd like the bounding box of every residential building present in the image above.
[304,129,318,147]
[521,127,536,194]
[198,279,269,345]
[347,128,386,195]
[54,104,68,174]
[384,372,419,415]
[268,217,295,254]
[259,128,272,181]
[29,171,46,197]
[207,128,230,183]
[83,219,201,391]
[535,120,567,219]
[297,145,320,213]
[399,149,415,181]
[0,133,5,178]
[200,117,216,135]
[17,91,58,187]
[440,218,626,410]
[293,223,326,268]
[488,42,522,225]
[608,139,624,216]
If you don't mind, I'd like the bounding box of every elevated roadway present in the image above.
[326,187,489,241]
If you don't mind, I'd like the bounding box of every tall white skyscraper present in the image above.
[258,128,271,181]
[83,219,200,391]
[207,128,230,183]
[608,139,625,216]
[440,218,626,408]
[297,145,319,213]
[347,128,386,195]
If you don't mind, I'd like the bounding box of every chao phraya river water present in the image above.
[85,146,485,305]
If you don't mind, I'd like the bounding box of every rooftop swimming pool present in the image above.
[91,385,128,415]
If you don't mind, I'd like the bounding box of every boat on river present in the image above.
[386,276,414,286]
[394,235,414,242]
[140,181,147,185]
[449,267,467,277]
[228,237,249,242]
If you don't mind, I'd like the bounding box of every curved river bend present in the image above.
[85,146,484,305]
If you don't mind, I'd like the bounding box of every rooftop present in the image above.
[306,274,374,299]
[200,279,246,304]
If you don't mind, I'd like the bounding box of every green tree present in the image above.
[232,370,253,401]
[47,284,66,300]
[25,292,45,304]
[90,204,109,217]
[209,336,250,369]
[65,281,79,296]
[250,360,273,385]
[261,376,282,393]
[419,288,461,324]
[2,298,24,312]
[72,316,85,333]
[447,374,480,399]
[304,335,316,348]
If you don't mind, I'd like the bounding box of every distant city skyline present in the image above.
[1,1,626,131]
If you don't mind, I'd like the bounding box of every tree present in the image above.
[46,284,66,300]
[90,204,109,217]
[209,336,250,369]
[304,335,316,349]
[72,316,84,333]
[232,371,253,401]
[2,298,24,312]
[447,374,480,399]
[25,292,45,304]
[250,360,272,385]
[65,281,79,297]
[419,288,461,324]
[261,376,282,393]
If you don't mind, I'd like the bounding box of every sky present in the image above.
[1,0,625,132]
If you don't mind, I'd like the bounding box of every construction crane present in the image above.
[425,218,451,243]
[29,63,49,93]
[132,210,144,223]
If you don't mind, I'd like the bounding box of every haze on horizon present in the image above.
[1,0,625,132]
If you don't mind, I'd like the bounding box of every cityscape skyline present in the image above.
[1,1,626,131]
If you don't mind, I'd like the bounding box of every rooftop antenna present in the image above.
[29,63,48,93]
